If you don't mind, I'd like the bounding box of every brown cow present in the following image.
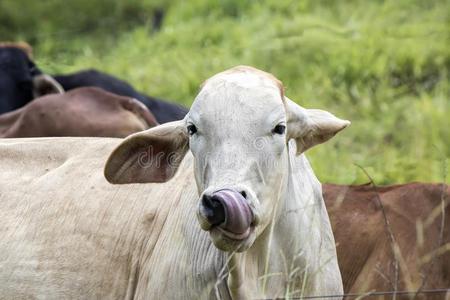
[0,87,158,138]
[324,182,450,299]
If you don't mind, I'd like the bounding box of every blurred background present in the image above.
[1,0,448,184]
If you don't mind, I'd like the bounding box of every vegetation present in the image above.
[1,0,448,184]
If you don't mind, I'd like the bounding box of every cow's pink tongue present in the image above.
[212,189,252,234]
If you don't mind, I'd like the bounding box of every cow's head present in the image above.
[0,42,63,112]
[105,66,349,252]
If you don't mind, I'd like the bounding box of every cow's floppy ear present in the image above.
[286,98,350,154]
[104,120,189,184]
[32,74,64,98]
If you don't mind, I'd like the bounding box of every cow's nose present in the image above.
[201,194,226,226]
[203,189,253,235]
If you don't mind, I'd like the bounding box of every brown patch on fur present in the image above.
[0,41,33,58]
[201,65,285,100]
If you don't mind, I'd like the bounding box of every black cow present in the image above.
[53,69,188,123]
[0,43,63,114]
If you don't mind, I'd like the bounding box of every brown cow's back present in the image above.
[0,87,158,138]
[324,182,450,299]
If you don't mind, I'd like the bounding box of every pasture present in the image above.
[2,0,448,184]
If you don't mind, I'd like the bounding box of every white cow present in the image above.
[0,66,349,299]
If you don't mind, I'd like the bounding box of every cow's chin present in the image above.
[209,226,257,252]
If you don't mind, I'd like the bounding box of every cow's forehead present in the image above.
[190,66,286,121]
[201,65,284,100]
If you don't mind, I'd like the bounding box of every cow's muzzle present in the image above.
[199,189,254,240]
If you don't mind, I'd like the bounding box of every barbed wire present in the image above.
[258,288,450,299]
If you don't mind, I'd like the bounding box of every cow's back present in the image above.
[0,87,158,138]
[0,137,198,299]
[53,70,188,123]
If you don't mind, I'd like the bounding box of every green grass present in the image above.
[1,0,449,184]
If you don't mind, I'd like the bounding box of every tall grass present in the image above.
[1,0,449,184]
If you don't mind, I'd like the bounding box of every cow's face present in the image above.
[187,69,290,251]
[104,66,349,253]
[0,45,63,113]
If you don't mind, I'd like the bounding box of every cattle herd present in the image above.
[0,42,187,138]
[0,43,448,299]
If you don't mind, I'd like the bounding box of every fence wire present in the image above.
[259,288,450,299]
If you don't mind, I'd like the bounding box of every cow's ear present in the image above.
[286,98,350,154]
[104,120,189,184]
[32,74,64,98]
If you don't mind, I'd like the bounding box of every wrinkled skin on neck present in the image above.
[225,143,343,298]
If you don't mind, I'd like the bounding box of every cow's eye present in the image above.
[272,124,286,135]
[187,124,197,136]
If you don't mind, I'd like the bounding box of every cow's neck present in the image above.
[226,143,336,298]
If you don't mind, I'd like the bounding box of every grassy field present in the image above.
[1,0,448,184]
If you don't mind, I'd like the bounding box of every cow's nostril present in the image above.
[201,194,225,226]
[240,191,247,199]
